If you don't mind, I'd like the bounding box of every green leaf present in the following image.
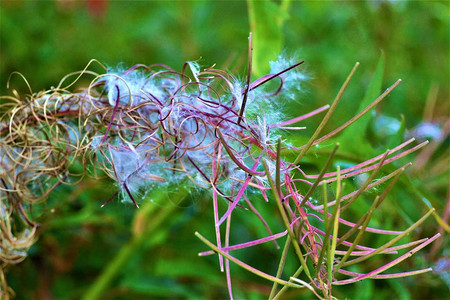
[351,265,375,300]
[247,0,288,76]
[120,277,197,297]
[388,278,412,300]
[154,258,222,283]
[339,53,385,156]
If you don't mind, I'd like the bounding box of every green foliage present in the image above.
[338,54,385,156]
[247,0,287,76]
[1,1,448,299]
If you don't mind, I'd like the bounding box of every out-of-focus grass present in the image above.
[1,1,448,299]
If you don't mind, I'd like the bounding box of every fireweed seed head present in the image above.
[230,78,245,108]
[269,54,308,93]
[90,63,266,203]
[1,50,440,299]
[105,69,149,106]
[186,60,201,80]
[108,144,187,204]
[104,66,178,108]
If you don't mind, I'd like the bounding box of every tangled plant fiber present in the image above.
[0,41,441,299]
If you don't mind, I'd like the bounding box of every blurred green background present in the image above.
[1,0,448,299]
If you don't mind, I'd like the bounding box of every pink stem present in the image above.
[217,155,261,226]
[270,104,330,128]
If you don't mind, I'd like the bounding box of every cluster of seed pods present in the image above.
[0,54,439,298]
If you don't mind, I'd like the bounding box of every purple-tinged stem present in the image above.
[342,209,435,267]
[269,237,291,300]
[248,61,305,92]
[123,183,140,208]
[195,232,305,289]
[211,146,224,271]
[309,225,391,252]
[313,163,411,209]
[101,190,120,208]
[270,104,330,128]
[322,140,428,184]
[217,155,261,226]
[244,195,280,249]
[199,230,288,256]
[340,151,390,212]
[217,130,265,176]
[331,236,428,256]
[334,196,381,274]
[337,267,433,279]
[293,62,360,165]
[263,159,313,280]
[305,138,415,179]
[225,205,233,300]
[99,86,120,146]
[334,233,440,285]
[309,213,403,235]
[310,79,402,147]
[237,33,253,125]
[212,188,224,271]
[299,144,339,208]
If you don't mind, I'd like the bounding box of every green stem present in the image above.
[263,159,312,280]
[82,189,188,300]
[82,233,142,300]
[272,266,304,300]
[269,236,291,299]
